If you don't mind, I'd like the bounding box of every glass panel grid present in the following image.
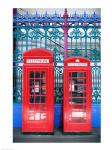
[28,71,46,121]
[68,71,87,123]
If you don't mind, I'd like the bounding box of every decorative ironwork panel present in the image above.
[13,66,22,103]
[14,11,100,24]
[54,66,63,103]
[13,9,101,104]
[91,65,101,104]
[68,27,101,62]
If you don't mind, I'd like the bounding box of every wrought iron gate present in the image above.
[13,9,101,104]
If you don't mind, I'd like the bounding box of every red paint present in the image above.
[22,48,54,132]
[63,57,92,132]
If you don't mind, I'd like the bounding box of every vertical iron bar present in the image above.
[26,28,28,51]
[63,8,69,58]
[85,28,87,58]
[45,28,47,49]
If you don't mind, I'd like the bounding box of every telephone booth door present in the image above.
[63,57,92,132]
[22,48,54,132]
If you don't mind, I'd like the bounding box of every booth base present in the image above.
[13,128,100,143]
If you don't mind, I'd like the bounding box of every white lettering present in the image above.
[26,59,49,64]
[68,63,87,66]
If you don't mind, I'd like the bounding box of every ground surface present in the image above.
[13,128,100,143]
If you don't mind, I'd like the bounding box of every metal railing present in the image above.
[13,9,101,104]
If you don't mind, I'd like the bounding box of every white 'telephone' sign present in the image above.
[27,59,49,63]
[67,63,87,66]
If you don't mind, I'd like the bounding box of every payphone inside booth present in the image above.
[22,48,54,132]
[63,57,92,132]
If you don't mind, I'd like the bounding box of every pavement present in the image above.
[13,128,100,143]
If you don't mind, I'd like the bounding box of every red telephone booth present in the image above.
[63,57,92,132]
[22,48,54,132]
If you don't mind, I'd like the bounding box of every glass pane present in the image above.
[35,79,40,94]
[71,91,86,97]
[41,72,46,78]
[69,83,86,92]
[30,72,34,78]
[71,98,86,103]
[42,79,46,86]
[41,96,46,103]
[74,78,86,84]
[35,96,40,103]
[30,79,34,86]
[74,85,86,91]
[72,72,78,77]
[42,87,46,95]
[30,79,34,94]
[72,72,86,78]
[30,87,33,95]
[30,96,34,103]
[35,72,40,78]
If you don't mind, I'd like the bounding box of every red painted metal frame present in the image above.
[22,48,54,132]
[63,57,92,132]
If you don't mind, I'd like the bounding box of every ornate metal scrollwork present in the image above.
[13,10,101,104]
